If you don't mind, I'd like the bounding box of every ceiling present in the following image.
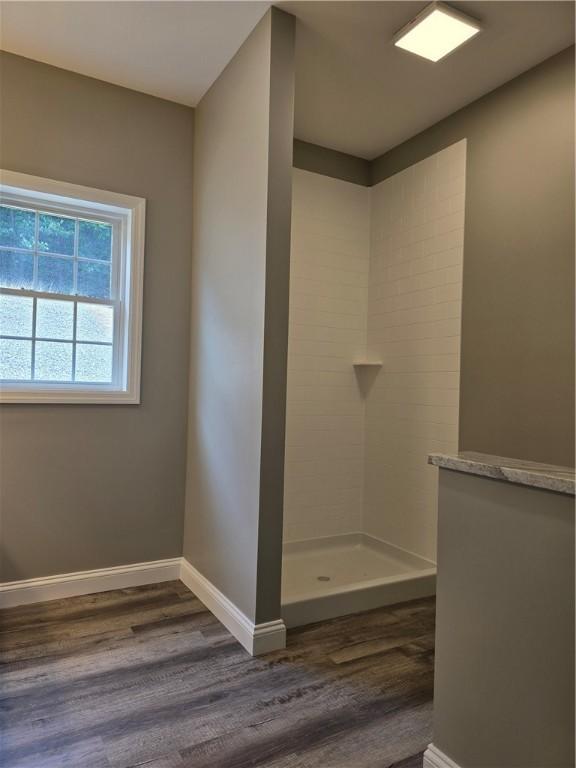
[0,1,573,159]
[283,1,575,157]
[0,2,270,106]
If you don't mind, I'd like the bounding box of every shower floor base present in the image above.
[281,533,436,628]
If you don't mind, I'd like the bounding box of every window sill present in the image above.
[0,387,140,405]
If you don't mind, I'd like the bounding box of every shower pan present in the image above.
[282,533,435,627]
[281,141,466,627]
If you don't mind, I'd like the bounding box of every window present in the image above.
[0,171,145,403]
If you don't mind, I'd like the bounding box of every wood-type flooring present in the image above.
[0,581,435,767]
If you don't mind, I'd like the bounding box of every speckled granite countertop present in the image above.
[428,451,575,496]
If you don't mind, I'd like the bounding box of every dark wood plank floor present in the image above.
[0,582,435,768]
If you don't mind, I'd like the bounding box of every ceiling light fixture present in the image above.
[394,2,481,62]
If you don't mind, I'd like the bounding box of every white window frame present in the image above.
[0,170,145,404]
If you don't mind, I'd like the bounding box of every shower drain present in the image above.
[317,575,331,582]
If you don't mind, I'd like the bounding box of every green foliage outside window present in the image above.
[0,205,112,297]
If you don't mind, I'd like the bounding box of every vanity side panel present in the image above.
[433,469,574,767]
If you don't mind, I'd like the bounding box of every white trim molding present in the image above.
[179,558,286,656]
[0,556,287,657]
[0,558,181,609]
[424,744,462,768]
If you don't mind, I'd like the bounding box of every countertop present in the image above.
[428,451,575,496]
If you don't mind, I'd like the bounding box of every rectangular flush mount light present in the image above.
[394,1,481,62]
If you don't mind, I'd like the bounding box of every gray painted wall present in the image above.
[373,47,575,467]
[293,139,371,186]
[0,52,194,582]
[1,38,571,593]
[183,9,295,624]
[257,9,296,624]
[434,469,574,767]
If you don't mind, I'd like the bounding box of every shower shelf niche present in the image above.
[352,360,382,368]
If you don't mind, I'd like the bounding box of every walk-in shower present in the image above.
[281,141,466,627]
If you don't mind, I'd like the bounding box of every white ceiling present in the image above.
[284,1,575,157]
[0,1,270,106]
[0,1,573,159]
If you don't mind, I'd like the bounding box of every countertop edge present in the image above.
[428,452,575,496]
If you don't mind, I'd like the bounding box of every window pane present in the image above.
[38,213,75,256]
[36,299,74,340]
[75,343,113,383]
[0,250,34,289]
[77,261,111,299]
[0,206,36,250]
[0,295,33,337]
[0,338,32,379]
[37,256,74,295]
[77,303,113,343]
[34,341,73,381]
[78,221,112,262]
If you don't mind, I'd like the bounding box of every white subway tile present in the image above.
[286,144,466,548]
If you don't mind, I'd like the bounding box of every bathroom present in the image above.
[0,3,573,767]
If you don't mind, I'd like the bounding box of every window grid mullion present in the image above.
[72,300,78,382]
[73,219,79,295]
[0,245,114,264]
[71,219,79,382]
[0,286,116,307]
[0,333,112,347]
[32,211,39,291]
[31,296,37,380]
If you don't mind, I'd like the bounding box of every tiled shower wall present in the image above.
[364,140,466,561]
[284,141,466,558]
[283,169,370,542]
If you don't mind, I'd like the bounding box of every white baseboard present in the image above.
[0,557,287,658]
[0,558,182,609]
[179,558,286,656]
[424,744,462,768]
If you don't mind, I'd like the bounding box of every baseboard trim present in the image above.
[423,744,462,768]
[0,558,182,609]
[1,557,287,657]
[179,558,286,656]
